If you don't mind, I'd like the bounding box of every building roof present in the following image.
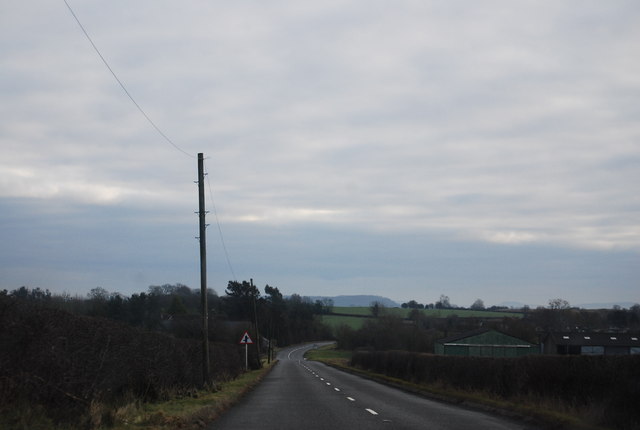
[544,332,640,347]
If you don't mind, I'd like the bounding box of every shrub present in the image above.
[0,295,243,428]
[351,350,640,429]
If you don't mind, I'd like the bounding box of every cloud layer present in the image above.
[1,1,639,305]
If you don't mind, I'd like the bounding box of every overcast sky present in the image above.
[1,1,639,308]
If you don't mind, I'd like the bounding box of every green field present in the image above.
[322,306,523,330]
[321,314,368,330]
[332,306,523,318]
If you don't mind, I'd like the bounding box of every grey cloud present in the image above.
[1,1,639,304]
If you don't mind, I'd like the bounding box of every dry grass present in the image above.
[108,360,277,430]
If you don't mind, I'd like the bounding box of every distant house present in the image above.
[435,328,539,357]
[542,332,640,355]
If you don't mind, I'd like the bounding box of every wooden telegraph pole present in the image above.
[197,153,210,385]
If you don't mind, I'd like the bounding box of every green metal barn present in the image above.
[435,328,539,357]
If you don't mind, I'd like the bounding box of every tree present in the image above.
[167,296,188,316]
[88,287,109,301]
[408,308,431,330]
[10,287,52,302]
[548,298,570,310]
[470,299,485,310]
[106,293,128,321]
[87,287,110,316]
[435,295,451,309]
[224,280,260,320]
[607,307,628,329]
[370,301,385,318]
[321,298,334,314]
[264,284,283,304]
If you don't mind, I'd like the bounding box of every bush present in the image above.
[351,350,640,429]
[0,295,244,428]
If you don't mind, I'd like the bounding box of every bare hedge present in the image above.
[351,350,640,429]
[0,295,244,427]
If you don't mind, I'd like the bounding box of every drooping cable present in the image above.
[63,0,239,284]
[204,160,238,282]
[63,0,195,159]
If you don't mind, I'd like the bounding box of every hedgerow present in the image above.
[0,295,243,428]
[351,350,640,429]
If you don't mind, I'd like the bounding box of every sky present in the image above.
[1,0,639,308]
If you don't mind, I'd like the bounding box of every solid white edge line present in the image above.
[287,345,307,360]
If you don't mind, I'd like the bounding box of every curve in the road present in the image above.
[211,343,537,430]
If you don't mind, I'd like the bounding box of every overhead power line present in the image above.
[204,160,238,282]
[63,1,240,284]
[63,0,195,159]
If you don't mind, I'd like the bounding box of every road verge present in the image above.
[306,345,605,430]
[110,360,278,430]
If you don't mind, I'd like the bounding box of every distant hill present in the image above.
[307,295,400,308]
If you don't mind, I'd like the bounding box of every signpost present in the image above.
[239,331,253,371]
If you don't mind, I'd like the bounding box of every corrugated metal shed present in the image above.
[435,328,539,357]
[542,332,640,355]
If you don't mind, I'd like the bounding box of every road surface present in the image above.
[210,343,537,430]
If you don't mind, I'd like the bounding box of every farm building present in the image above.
[435,328,539,357]
[541,332,640,355]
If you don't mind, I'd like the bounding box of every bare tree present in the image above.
[548,298,570,310]
[435,295,451,309]
[470,299,485,310]
[370,301,385,318]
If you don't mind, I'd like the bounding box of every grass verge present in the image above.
[109,360,277,430]
[305,343,351,366]
[306,345,605,430]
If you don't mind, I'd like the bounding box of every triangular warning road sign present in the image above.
[239,331,253,344]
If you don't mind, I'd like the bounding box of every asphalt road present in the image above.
[210,343,538,430]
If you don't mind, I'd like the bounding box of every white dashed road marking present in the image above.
[303,362,385,422]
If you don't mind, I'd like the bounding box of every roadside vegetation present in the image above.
[3,285,639,429]
[108,361,276,430]
[350,350,639,430]
[332,306,523,318]
[308,344,639,430]
[0,284,330,429]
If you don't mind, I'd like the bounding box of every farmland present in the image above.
[322,306,523,330]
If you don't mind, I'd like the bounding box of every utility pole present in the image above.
[251,278,261,358]
[197,153,210,385]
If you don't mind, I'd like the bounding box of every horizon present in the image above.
[7,286,637,311]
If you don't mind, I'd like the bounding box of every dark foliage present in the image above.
[0,295,243,428]
[351,350,640,429]
[221,284,332,348]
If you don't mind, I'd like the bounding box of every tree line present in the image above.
[1,282,333,348]
[339,298,640,353]
[4,287,638,352]
[401,295,500,311]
